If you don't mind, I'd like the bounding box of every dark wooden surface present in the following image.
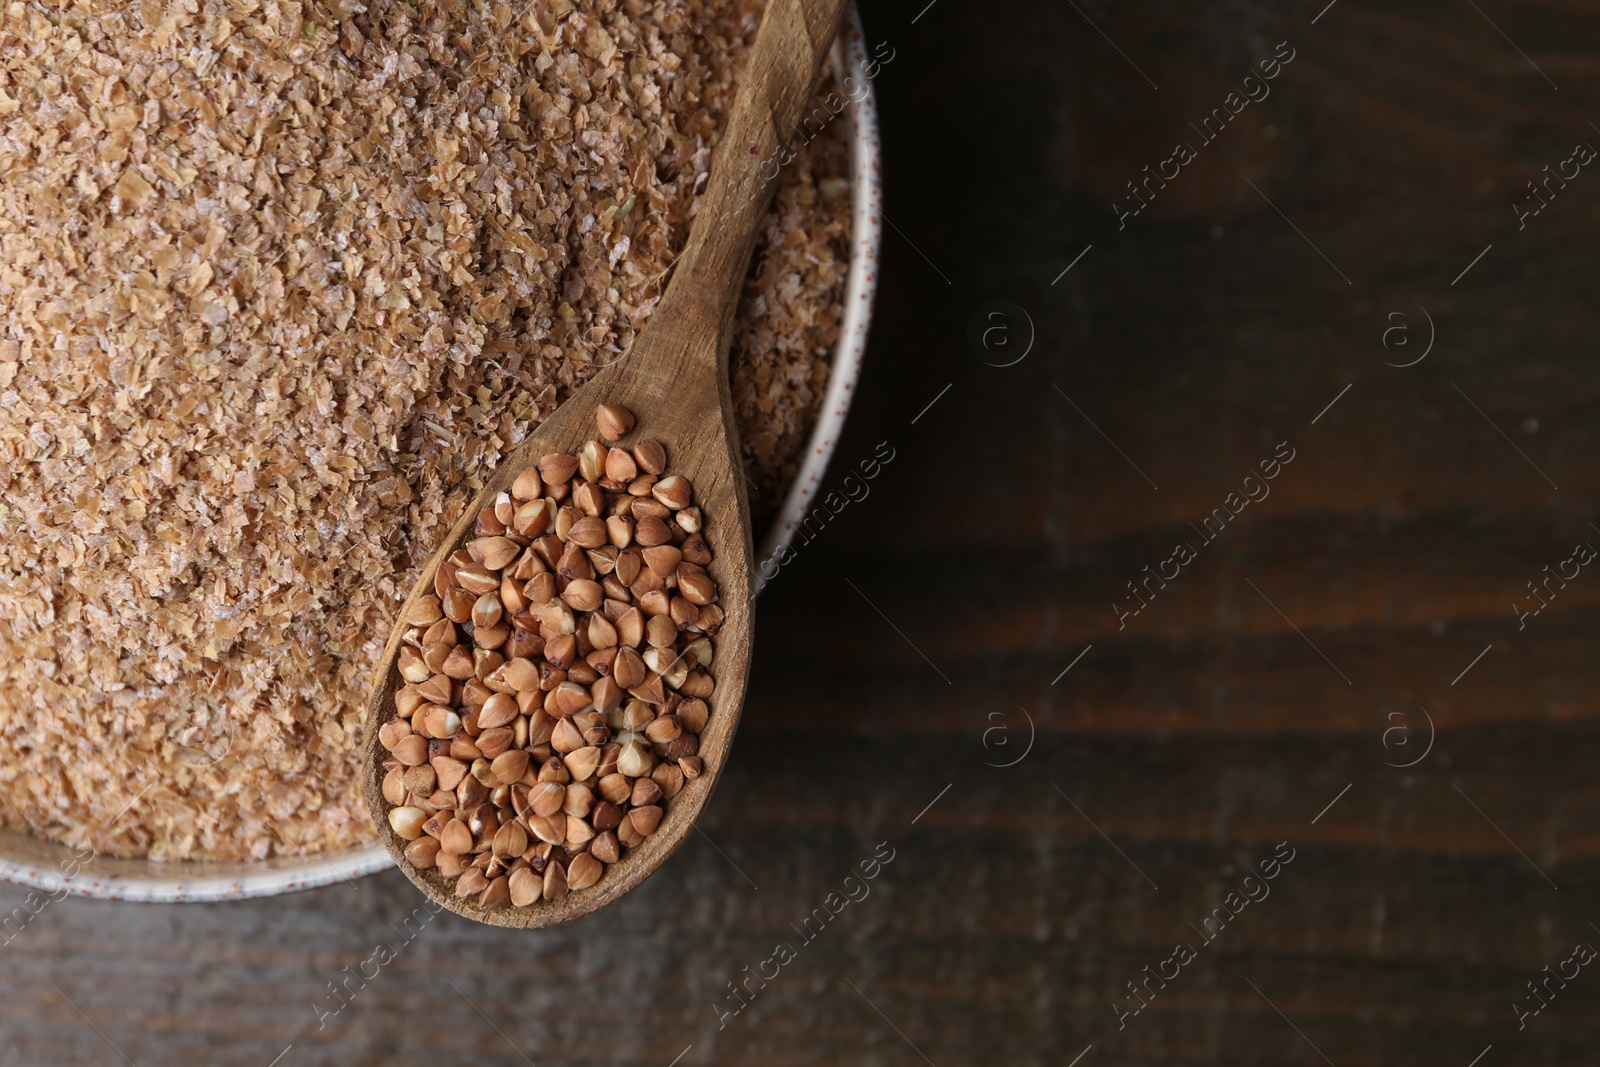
[6,1,1600,1063]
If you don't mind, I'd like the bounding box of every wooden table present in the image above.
[5,1,1598,1063]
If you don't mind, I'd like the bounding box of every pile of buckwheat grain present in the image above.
[0,0,851,860]
[380,403,717,911]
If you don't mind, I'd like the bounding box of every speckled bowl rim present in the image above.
[0,9,881,903]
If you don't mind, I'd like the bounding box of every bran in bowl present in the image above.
[0,0,850,861]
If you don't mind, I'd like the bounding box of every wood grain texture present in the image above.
[6,0,1600,1062]
[362,0,849,927]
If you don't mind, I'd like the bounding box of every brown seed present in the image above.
[507,866,542,906]
[398,646,430,684]
[455,868,490,899]
[474,648,506,683]
[502,658,541,693]
[492,821,528,860]
[490,749,530,785]
[477,693,518,730]
[652,475,691,510]
[513,498,552,537]
[645,715,681,745]
[442,587,475,624]
[433,756,469,791]
[395,686,427,719]
[678,699,709,734]
[554,506,577,542]
[439,818,473,855]
[563,745,601,781]
[645,614,678,649]
[406,595,444,626]
[564,783,595,818]
[637,589,670,617]
[392,735,429,767]
[596,403,635,441]
[473,624,510,651]
[632,439,666,475]
[561,579,603,612]
[567,852,604,890]
[472,592,503,629]
[632,497,670,521]
[588,614,619,651]
[629,672,666,706]
[679,571,716,606]
[613,647,647,689]
[577,440,607,483]
[421,705,461,739]
[670,596,699,629]
[570,481,603,518]
[629,804,663,836]
[378,718,412,752]
[696,604,725,633]
[511,467,543,501]
[528,813,566,846]
[606,514,634,549]
[616,815,645,847]
[553,681,592,717]
[635,516,671,547]
[538,453,579,485]
[439,645,474,680]
[631,777,663,808]
[524,572,558,607]
[675,507,702,534]
[382,767,408,806]
[475,727,515,759]
[405,836,441,869]
[566,814,595,848]
[652,762,685,798]
[530,781,566,818]
[591,800,624,832]
[389,805,427,840]
[642,545,682,577]
[544,634,577,669]
[619,700,654,732]
[500,576,528,616]
[616,739,656,778]
[479,876,512,911]
[475,537,522,571]
[604,446,637,482]
[681,534,712,566]
[551,720,585,757]
[597,773,632,805]
[543,858,569,901]
[591,831,621,864]
[556,542,592,584]
[616,607,645,648]
[455,563,500,595]
[615,550,642,587]
[566,515,608,549]
[421,640,453,674]
[681,671,715,699]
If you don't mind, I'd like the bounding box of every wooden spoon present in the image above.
[362,0,849,926]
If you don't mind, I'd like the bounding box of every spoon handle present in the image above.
[659,0,852,365]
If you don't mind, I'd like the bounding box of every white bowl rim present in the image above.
[0,6,881,904]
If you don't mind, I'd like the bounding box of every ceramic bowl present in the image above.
[0,7,881,903]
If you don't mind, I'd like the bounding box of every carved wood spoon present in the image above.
[362,0,850,926]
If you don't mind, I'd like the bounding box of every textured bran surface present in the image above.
[0,0,850,860]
